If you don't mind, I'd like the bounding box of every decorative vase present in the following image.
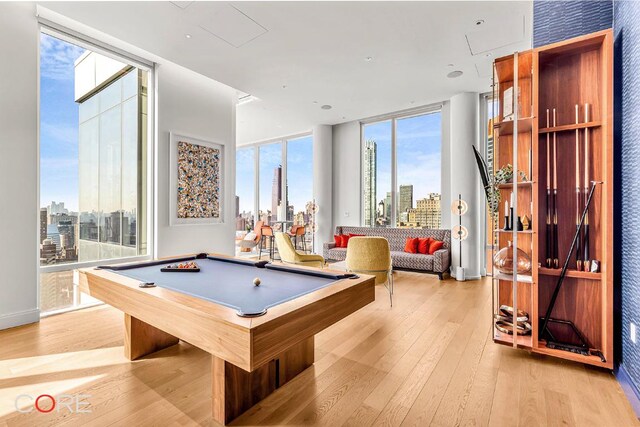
[493,241,532,275]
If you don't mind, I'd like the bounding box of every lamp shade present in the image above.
[452,225,468,241]
[451,199,468,216]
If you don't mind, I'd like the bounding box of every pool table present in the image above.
[78,253,375,424]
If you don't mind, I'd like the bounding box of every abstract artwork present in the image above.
[170,133,224,225]
[177,141,220,218]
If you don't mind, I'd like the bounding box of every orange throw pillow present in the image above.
[428,239,444,254]
[418,237,432,254]
[404,237,419,254]
[340,234,351,248]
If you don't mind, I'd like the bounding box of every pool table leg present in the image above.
[124,314,179,360]
[211,337,315,425]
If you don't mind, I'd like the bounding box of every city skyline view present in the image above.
[40,31,148,272]
[363,111,442,228]
[235,136,314,231]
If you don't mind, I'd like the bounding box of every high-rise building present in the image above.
[363,139,377,226]
[49,201,68,215]
[385,192,392,220]
[235,195,240,218]
[406,193,442,229]
[40,238,57,264]
[399,185,414,217]
[46,224,61,251]
[76,53,147,262]
[271,166,282,222]
[40,208,48,243]
[377,200,385,218]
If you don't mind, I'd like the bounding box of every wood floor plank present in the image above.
[400,288,492,426]
[0,273,637,427]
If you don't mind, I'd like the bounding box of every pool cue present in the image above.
[583,104,591,271]
[545,109,552,268]
[553,108,559,269]
[540,181,601,345]
[575,105,582,271]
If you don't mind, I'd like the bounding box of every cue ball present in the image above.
[253,277,261,286]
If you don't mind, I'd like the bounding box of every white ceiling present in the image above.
[44,1,533,144]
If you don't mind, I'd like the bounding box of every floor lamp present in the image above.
[451,194,469,281]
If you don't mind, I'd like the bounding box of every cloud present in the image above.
[40,33,86,81]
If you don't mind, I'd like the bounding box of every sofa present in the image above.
[323,226,451,279]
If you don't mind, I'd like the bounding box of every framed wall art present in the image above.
[169,133,224,226]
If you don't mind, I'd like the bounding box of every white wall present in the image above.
[312,125,333,252]
[332,122,361,229]
[0,2,40,329]
[448,92,481,279]
[155,62,236,257]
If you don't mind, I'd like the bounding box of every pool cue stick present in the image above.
[540,181,601,342]
[545,109,552,268]
[553,108,559,269]
[583,104,591,271]
[575,105,582,271]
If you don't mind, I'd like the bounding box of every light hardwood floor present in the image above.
[0,272,637,427]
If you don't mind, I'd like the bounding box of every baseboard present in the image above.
[616,363,640,419]
[0,308,40,330]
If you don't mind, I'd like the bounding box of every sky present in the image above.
[364,112,441,205]
[236,136,314,216]
[40,33,86,211]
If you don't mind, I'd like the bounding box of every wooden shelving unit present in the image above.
[491,49,536,350]
[491,30,613,369]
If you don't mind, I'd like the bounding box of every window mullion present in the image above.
[391,118,397,227]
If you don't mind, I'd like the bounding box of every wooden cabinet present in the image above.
[491,29,613,369]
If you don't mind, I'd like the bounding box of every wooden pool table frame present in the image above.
[78,253,375,424]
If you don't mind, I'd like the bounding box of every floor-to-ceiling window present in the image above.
[286,135,313,248]
[234,134,314,253]
[39,29,152,314]
[235,147,255,231]
[362,107,442,229]
[258,142,283,226]
[362,121,392,227]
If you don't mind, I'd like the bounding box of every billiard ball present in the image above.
[253,277,261,286]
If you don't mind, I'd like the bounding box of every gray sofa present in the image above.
[323,226,451,279]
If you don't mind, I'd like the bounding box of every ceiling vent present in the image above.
[465,16,525,55]
[170,1,194,10]
[199,4,268,48]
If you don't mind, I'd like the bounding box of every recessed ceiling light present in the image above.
[365,56,373,62]
[185,34,192,39]
[447,63,454,67]
[282,85,287,89]
[321,104,332,110]
[313,101,318,104]
[447,70,464,78]
[342,116,346,119]
[485,52,493,58]
[476,19,485,26]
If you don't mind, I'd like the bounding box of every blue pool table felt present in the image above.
[106,257,341,316]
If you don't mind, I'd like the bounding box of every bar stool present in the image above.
[259,225,275,260]
[294,225,307,252]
